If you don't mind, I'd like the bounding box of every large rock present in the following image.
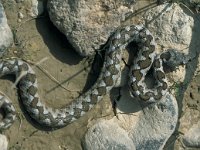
[47,0,136,56]
[0,2,13,57]
[0,134,8,150]
[129,94,178,150]
[143,3,193,50]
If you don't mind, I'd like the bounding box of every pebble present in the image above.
[18,12,24,19]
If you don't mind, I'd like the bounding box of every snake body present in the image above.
[0,25,168,130]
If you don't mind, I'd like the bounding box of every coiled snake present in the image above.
[0,25,169,130]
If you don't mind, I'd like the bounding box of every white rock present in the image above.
[129,94,178,149]
[83,119,136,150]
[18,12,24,19]
[0,134,8,150]
[30,0,44,17]
[119,86,178,150]
[182,121,200,148]
[47,0,136,56]
[0,2,13,57]
[143,3,194,52]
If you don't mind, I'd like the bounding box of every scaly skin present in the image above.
[0,25,168,130]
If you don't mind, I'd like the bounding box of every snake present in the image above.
[0,25,169,131]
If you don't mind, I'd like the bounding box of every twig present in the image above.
[16,15,46,32]
[17,112,23,130]
[23,59,77,92]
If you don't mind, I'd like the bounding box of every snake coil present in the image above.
[0,25,168,130]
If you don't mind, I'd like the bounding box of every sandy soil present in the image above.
[1,0,200,150]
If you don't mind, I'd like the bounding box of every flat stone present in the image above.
[0,134,8,150]
[0,2,13,57]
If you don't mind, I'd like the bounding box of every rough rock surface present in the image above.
[83,119,136,150]
[142,3,199,84]
[182,121,200,148]
[47,0,136,56]
[0,134,8,150]
[0,2,13,57]
[143,3,194,54]
[30,0,44,17]
[130,94,178,150]
[83,86,178,150]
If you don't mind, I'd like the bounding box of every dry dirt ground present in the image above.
[1,0,200,150]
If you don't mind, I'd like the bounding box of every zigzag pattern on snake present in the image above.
[0,25,168,131]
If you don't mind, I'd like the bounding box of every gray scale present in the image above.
[0,25,169,130]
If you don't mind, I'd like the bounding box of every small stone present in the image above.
[13,50,18,54]
[30,0,44,17]
[18,12,24,19]
[17,19,22,23]
[0,134,8,150]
